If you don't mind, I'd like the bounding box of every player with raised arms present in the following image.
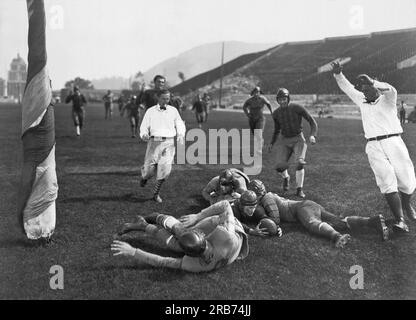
[332,61,416,233]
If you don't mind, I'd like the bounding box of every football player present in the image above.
[124,95,139,138]
[103,89,114,120]
[268,88,318,198]
[248,179,389,248]
[112,192,259,273]
[202,168,250,204]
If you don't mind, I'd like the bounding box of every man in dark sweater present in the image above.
[268,88,318,198]
[65,86,87,136]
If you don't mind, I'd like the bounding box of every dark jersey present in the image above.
[170,95,183,112]
[65,94,87,111]
[243,95,271,119]
[272,103,318,138]
[124,102,139,117]
[193,100,208,113]
[103,93,114,105]
[140,89,161,110]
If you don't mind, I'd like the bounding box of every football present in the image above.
[259,218,278,236]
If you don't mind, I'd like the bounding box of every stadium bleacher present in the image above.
[171,28,416,96]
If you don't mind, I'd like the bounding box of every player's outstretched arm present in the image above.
[331,62,363,105]
[111,240,182,269]
[373,80,397,103]
[179,201,231,228]
[298,106,318,143]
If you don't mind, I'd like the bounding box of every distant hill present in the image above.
[91,76,130,90]
[143,41,275,87]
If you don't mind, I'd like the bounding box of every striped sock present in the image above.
[153,179,165,195]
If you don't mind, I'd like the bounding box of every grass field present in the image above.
[1,102,416,300]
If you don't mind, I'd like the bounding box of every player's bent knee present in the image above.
[276,163,289,172]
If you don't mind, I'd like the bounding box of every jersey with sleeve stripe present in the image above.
[272,103,318,138]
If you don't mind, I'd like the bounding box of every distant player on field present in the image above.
[399,101,406,125]
[103,89,114,120]
[332,61,416,233]
[248,179,389,247]
[117,95,125,117]
[192,94,208,128]
[124,95,139,138]
[243,86,273,157]
[268,88,318,198]
[65,86,87,136]
[112,195,252,273]
[202,168,250,204]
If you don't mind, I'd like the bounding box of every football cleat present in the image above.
[335,234,351,248]
[296,187,306,198]
[393,219,409,233]
[153,194,163,203]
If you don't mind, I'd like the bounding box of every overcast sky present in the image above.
[1,0,415,88]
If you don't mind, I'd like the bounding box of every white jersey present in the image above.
[334,73,402,139]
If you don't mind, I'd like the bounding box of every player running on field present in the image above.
[248,179,389,248]
[332,61,416,233]
[268,88,318,198]
[124,95,139,138]
[117,95,125,117]
[192,94,208,128]
[202,168,250,204]
[139,89,186,203]
[112,195,252,273]
[65,86,87,136]
[103,89,114,120]
[243,86,273,157]
[139,75,166,112]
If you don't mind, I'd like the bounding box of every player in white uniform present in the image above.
[111,193,255,273]
[139,89,186,203]
[332,62,416,233]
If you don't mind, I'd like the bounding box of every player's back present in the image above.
[181,217,248,272]
[261,192,299,222]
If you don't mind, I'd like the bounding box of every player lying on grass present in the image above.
[112,193,256,273]
[247,179,389,248]
[201,168,250,204]
[181,190,273,237]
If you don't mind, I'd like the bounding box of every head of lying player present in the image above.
[247,179,267,200]
[178,229,208,257]
[237,190,258,217]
